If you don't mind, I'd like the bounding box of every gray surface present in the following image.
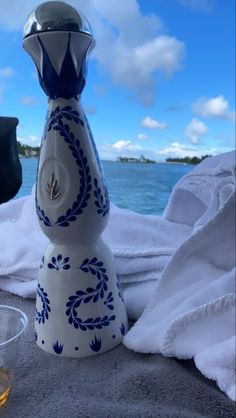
[0,291,235,418]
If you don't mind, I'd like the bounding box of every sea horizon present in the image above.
[17,158,194,216]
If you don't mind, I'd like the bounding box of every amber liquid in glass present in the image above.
[0,368,12,407]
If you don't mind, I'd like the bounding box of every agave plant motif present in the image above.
[52,340,64,355]
[89,335,102,352]
[46,172,61,200]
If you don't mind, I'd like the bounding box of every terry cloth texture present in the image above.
[0,151,235,401]
[0,291,235,418]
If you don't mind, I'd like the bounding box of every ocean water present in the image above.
[16,158,193,215]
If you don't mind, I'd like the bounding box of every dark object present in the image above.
[0,116,22,203]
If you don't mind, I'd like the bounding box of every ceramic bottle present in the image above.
[23,1,127,357]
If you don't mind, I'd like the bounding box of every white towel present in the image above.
[124,151,236,401]
[0,151,235,401]
[0,189,191,297]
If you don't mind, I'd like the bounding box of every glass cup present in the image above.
[0,305,28,407]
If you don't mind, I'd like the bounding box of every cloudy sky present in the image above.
[0,0,235,161]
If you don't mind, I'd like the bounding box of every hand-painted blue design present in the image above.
[35,197,52,226]
[120,322,126,336]
[66,258,111,315]
[35,331,38,342]
[39,256,45,269]
[35,284,51,324]
[52,340,64,355]
[80,257,108,295]
[36,110,92,227]
[37,33,91,99]
[43,106,84,141]
[94,178,110,217]
[104,292,114,310]
[116,275,124,302]
[83,112,105,180]
[48,254,71,270]
[36,200,51,226]
[83,111,110,216]
[89,335,102,352]
[66,312,116,331]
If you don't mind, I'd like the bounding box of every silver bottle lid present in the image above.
[23,1,92,38]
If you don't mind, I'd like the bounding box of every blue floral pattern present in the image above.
[80,257,109,296]
[36,106,92,227]
[117,275,124,302]
[94,178,110,217]
[36,284,51,324]
[48,254,71,270]
[83,112,105,181]
[66,313,116,331]
[120,322,126,336]
[39,256,45,269]
[104,292,114,310]
[89,335,102,352]
[44,105,84,141]
[66,257,116,330]
[66,258,114,318]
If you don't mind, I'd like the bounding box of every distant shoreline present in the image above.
[117,155,156,164]
[19,157,193,165]
[19,156,210,166]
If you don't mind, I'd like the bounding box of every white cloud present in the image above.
[94,33,184,105]
[112,140,142,151]
[180,0,215,12]
[0,67,15,78]
[98,139,143,160]
[137,133,148,141]
[185,118,208,144]
[0,0,185,105]
[142,116,167,129]
[156,141,218,159]
[20,96,38,105]
[18,134,40,146]
[83,105,97,115]
[192,95,235,121]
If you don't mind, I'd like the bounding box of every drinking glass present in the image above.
[0,305,28,407]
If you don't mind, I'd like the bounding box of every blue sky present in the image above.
[0,0,235,161]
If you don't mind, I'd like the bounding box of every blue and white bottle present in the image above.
[23,1,127,357]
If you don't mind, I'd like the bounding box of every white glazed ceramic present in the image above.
[23,2,127,357]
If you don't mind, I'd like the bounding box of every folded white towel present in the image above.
[0,188,191,296]
[163,150,235,225]
[195,335,236,401]
[124,152,236,401]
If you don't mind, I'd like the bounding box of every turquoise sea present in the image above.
[16,158,193,215]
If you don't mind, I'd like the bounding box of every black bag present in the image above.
[0,116,22,203]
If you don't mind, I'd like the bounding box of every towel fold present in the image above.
[0,150,235,401]
[124,151,236,401]
[0,187,191,297]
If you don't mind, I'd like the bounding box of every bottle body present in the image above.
[35,98,127,357]
[23,2,127,358]
[36,98,109,245]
